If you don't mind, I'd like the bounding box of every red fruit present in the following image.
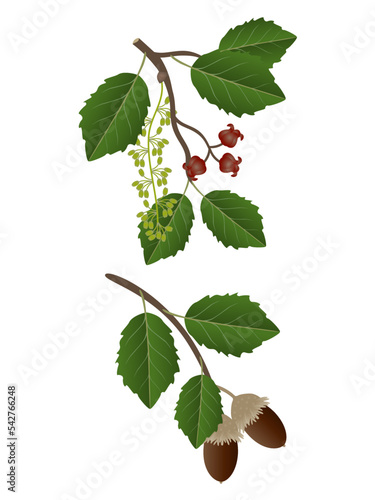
[219,153,242,177]
[183,155,207,181]
[218,124,244,148]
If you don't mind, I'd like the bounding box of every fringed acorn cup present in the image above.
[203,415,243,483]
[231,394,286,448]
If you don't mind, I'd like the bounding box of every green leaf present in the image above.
[79,73,150,161]
[175,375,223,448]
[219,18,297,67]
[184,294,279,357]
[117,313,179,408]
[191,50,284,117]
[201,190,265,248]
[138,193,194,265]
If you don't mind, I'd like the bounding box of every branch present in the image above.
[176,117,221,162]
[105,273,211,378]
[133,38,191,165]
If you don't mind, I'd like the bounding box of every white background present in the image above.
[1,0,375,498]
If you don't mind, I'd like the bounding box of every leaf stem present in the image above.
[216,386,236,399]
[105,273,211,378]
[170,55,193,69]
[139,289,147,315]
[157,50,201,58]
[147,83,164,226]
[138,52,147,75]
[188,180,206,199]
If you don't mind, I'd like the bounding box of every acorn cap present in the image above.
[205,415,243,446]
[231,394,269,431]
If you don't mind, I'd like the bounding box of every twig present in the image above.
[105,273,211,377]
[133,39,191,165]
[176,117,221,162]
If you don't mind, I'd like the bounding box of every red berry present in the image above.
[183,155,207,181]
[219,153,242,177]
[218,124,244,148]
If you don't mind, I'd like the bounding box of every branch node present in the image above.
[157,71,167,83]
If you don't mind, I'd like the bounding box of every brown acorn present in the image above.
[203,415,242,483]
[231,394,286,449]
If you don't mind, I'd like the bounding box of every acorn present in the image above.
[231,394,286,449]
[203,415,242,483]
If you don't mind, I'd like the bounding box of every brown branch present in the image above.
[156,50,201,58]
[105,273,211,378]
[133,38,191,165]
[175,117,221,163]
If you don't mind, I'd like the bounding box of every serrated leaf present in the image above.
[79,73,150,161]
[184,294,279,357]
[219,18,297,67]
[191,50,284,117]
[138,193,194,265]
[117,313,179,408]
[175,375,223,448]
[201,190,265,248]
